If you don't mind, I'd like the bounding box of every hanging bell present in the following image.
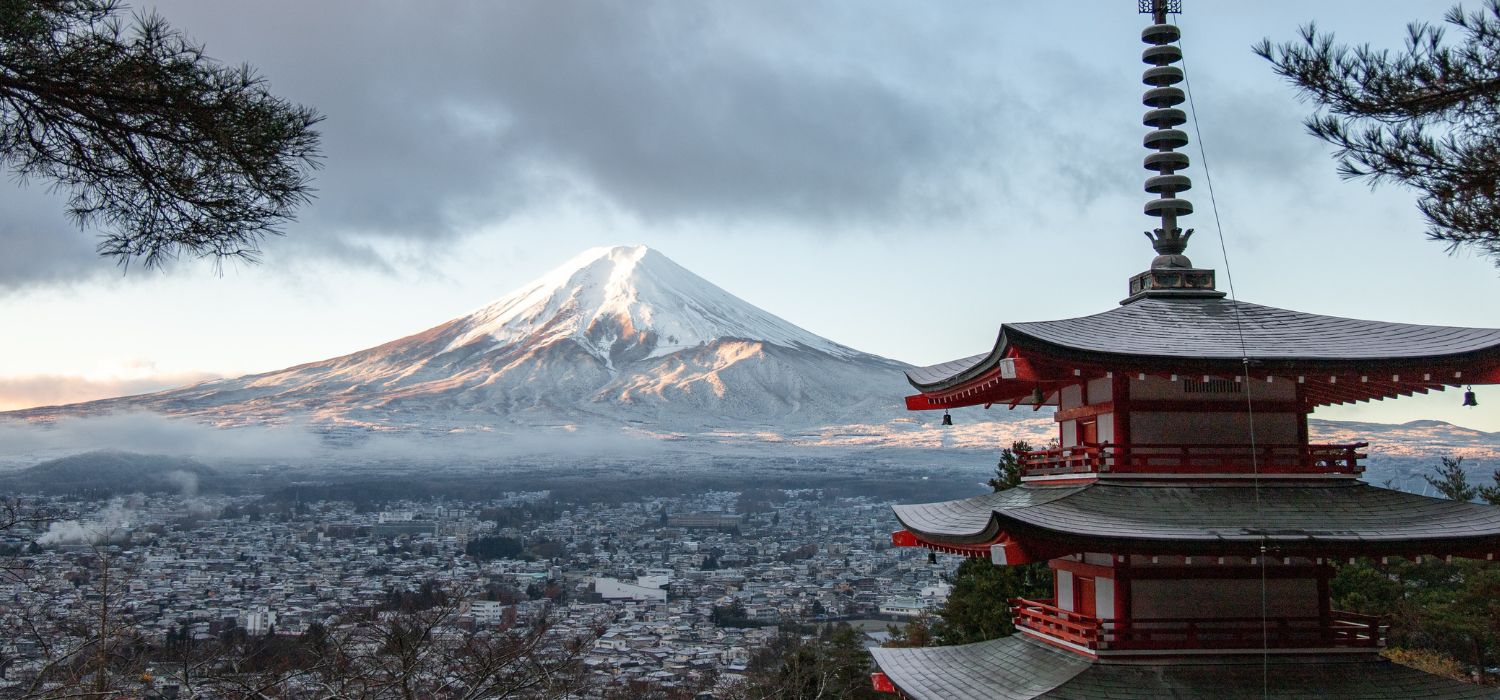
[941,410,953,426]
[1463,386,1479,407]
[928,551,938,564]
[1030,385,1046,406]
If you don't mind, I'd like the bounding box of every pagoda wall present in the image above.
[1051,556,1118,619]
[1124,376,1305,460]
[1132,578,1318,619]
[1049,555,1333,626]
[1052,376,1315,472]
[1058,378,1116,449]
[1130,412,1297,445]
[1060,378,1114,408]
[1129,375,1294,402]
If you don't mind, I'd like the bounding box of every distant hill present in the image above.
[3,450,217,495]
[1310,418,1500,459]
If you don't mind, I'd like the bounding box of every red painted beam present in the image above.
[904,394,937,411]
[892,529,1038,564]
[871,672,897,694]
[1054,401,1115,422]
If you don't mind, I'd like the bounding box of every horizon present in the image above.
[4,1,1499,433]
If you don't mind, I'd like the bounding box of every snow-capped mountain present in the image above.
[16,246,929,433]
[448,245,860,365]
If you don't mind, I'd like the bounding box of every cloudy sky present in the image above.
[3,0,1499,431]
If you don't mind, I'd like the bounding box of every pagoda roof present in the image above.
[893,482,1500,556]
[908,296,1500,392]
[870,635,1499,699]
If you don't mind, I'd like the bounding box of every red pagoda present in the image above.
[868,2,1500,698]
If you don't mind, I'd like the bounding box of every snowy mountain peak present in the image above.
[10,244,917,433]
[446,245,858,363]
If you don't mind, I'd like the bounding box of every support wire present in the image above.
[1175,11,1271,699]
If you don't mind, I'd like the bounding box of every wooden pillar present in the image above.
[1113,373,1131,470]
[1295,381,1310,447]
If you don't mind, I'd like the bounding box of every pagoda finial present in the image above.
[1139,0,1192,269]
[1124,0,1223,303]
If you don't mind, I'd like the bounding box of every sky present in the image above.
[3,0,1499,431]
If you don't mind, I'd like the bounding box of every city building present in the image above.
[595,576,670,602]
[668,514,744,529]
[878,597,928,618]
[869,2,1500,697]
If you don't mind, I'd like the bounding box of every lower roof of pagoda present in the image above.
[869,635,1497,699]
[906,296,1500,399]
[893,481,1500,555]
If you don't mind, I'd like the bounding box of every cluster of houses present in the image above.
[0,487,956,695]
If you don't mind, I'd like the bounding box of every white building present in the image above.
[241,606,277,635]
[469,600,511,626]
[879,597,928,618]
[594,577,668,602]
[920,582,952,603]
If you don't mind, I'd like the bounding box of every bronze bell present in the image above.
[1463,387,1478,407]
[941,410,953,426]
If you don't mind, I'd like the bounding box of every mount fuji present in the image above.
[14,246,968,439]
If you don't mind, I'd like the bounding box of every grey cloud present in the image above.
[1184,84,1329,188]
[0,184,106,290]
[2,1,1190,289]
[83,2,1012,265]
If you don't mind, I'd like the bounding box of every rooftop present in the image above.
[908,296,1500,394]
[871,635,1499,699]
[892,481,1500,555]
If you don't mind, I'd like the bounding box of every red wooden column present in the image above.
[1295,380,1310,448]
[1112,373,1131,471]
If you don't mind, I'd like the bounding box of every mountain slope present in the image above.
[14,246,924,432]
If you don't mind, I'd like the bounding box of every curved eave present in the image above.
[872,636,1500,700]
[892,485,1086,545]
[1004,325,1500,377]
[893,483,1500,556]
[870,636,1091,700]
[905,298,1500,398]
[905,335,1010,392]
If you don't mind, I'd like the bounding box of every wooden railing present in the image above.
[1010,597,1385,651]
[1020,445,1107,474]
[1009,598,1099,647]
[1019,442,1367,477]
[1105,611,1384,650]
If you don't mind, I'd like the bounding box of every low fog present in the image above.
[0,411,688,471]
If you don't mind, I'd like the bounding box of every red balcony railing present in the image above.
[1009,597,1101,647]
[1019,442,1367,477]
[1010,597,1385,652]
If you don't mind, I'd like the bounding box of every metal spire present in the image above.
[1124,0,1222,302]
[1139,0,1193,268]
